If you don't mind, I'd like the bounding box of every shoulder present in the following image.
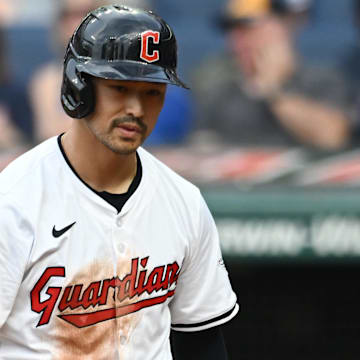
[0,137,61,197]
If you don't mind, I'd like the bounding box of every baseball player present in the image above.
[0,5,239,359]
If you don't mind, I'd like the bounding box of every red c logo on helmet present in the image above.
[140,30,160,63]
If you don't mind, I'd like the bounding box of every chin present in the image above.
[107,140,142,155]
[96,132,145,155]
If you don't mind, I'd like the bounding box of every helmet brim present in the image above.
[76,60,189,89]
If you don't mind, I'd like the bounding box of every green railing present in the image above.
[202,186,360,263]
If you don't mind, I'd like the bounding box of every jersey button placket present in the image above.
[113,216,126,256]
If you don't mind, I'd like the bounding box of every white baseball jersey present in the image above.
[0,136,239,360]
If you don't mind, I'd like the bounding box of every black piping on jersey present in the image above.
[171,304,238,329]
[57,134,142,213]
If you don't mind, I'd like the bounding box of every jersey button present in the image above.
[117,241,126,254]
[116,217,122,227]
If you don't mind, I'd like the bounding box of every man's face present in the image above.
[227,16,289,76]
[85,78,166,155]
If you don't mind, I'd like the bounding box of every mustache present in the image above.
[111,116,147,133]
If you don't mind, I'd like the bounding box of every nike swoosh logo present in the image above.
[52,222,76,238]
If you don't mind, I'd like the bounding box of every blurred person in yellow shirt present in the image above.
[192,0,351,150]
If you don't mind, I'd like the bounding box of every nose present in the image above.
[124,93,144,118]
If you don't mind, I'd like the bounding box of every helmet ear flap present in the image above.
[61,57,95,119]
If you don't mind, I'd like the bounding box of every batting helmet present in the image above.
[61,4,188,119]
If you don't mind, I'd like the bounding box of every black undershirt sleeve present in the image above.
[170,327,229,360]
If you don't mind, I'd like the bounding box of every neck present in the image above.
[61,124,138,194]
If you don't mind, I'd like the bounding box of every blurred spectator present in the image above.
[29,0,106,143]
[0,24,33,149]
[340,0,360,143]
[341,0,360,87]
[191,0,351,150]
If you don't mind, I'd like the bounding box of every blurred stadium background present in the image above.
[2,0,358,84]
[1,0,360,359]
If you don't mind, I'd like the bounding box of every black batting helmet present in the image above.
[61,4,188,119]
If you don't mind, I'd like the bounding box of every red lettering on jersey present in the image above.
[58,284,85,311]
[30,267,65,327]
[140,30,160,63]
[59,290,176,328]
[31,257,180,328]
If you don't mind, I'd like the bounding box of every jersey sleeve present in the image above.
[169,192,239,332]
[0,195,33,329]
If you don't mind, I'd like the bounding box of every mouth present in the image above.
[115,122,143,139]
[117,123,141,132]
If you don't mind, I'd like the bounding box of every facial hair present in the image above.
[110,115,147,134]
[96,115,148,155]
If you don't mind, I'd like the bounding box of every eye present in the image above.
[109,85,127,93]
[116,86,127,93]
[146,88,163,96]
